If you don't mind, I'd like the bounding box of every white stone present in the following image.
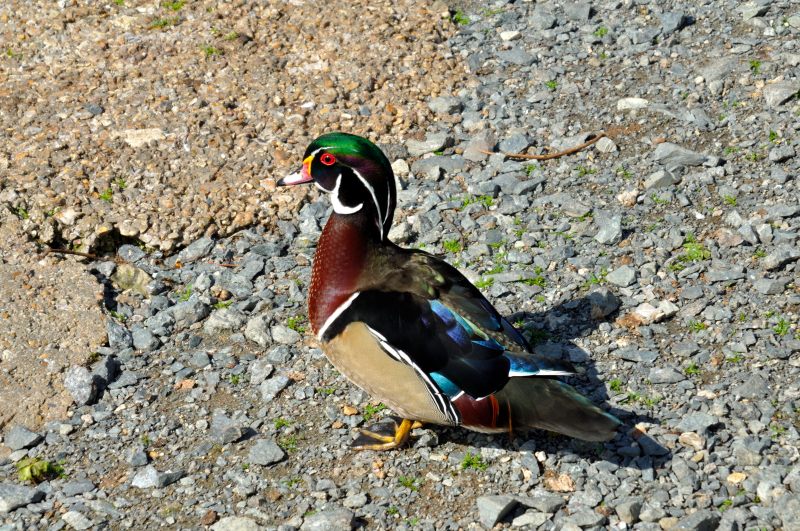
[211,516,263,531]
[595,136,617,153]
[54,207,79,226]
[616,97,649,110]
[500,30,521,41]
[391,159,410,176]
[62,511,94,530]
[632,303,661,324]
[115,128,166,148]
[616,189,638,207]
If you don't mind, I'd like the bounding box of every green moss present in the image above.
[99,188,113,203]
[17,458,65,484]
[149,17,178,29]
[688,320,708,332]
[684,363,702,376]
[278,435,298,452]
[453,10,470,25]
[202,45,222,57]
[287,315,307,334]
[474,277,494,289]
[397,475,419,490]
[460,451,488,471]
[178,285,192,302]
[443,239,462,253]
[773,318,790,336]
[461,194,494,210]
[362,403,386,422]
[162,0,185,11]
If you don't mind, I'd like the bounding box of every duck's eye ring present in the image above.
[320,153,336,166]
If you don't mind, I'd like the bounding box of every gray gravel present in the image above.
[2,0,800,530]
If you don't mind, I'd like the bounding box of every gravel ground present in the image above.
[2,1,800,530]
[0,0,458,252]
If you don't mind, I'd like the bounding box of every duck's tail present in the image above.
[456,376,621,441]
[498,377,621,441]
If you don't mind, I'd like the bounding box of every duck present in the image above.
[277,132,620,450]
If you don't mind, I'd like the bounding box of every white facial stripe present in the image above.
[309,146,333,158]
[351,168,384,240]
[384,185,391,225]
[317,291,361,340]
[331,173,363,215]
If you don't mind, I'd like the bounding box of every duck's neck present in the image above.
[308,212,382,336]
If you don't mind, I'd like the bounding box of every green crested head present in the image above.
[304,132,391,172]
[280,132,397,240]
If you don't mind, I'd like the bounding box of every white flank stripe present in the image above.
[365,325,387,342]
[365,326,459,424]
[317,292,361,340]
[508,369,573,377]
[352,168,383,240]
[331,173,363,215]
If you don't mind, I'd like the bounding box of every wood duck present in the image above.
[277,132,620,450]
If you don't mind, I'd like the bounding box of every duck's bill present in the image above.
[276,169,312,186]
[276,156,313,186]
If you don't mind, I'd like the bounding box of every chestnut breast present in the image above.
[308,214,369,336]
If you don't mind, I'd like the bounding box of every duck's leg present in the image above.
[352,418,423,451]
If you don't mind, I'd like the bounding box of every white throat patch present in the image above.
[330,173,363,215]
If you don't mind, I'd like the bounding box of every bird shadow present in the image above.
[407,293,672,473]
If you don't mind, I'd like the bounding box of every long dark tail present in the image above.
[496,377,620,441]
[454,376,621,441]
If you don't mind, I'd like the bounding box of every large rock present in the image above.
[405,132,454,157]
[3,425,43,450]
[672,509,720,530]
[763,82,800,108]
[653,142,708,167]
[248,439,285,466]
[113,128,165,148]
[211,517,263,531]
[301,508,355,530]
[0,482,43,513]
[63,366,97,406]
[476,495,518,528]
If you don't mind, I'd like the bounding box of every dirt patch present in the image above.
[0,210,106,431]
[0,0,463,253]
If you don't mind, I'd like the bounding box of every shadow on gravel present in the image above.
[428,294,674,472]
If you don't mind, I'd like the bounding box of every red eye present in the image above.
[320,153,336,166]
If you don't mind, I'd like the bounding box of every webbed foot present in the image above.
[352,418,423,451]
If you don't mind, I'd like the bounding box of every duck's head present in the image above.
[278,132,396,240]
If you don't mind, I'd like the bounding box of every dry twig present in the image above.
[480,132,607,160]
[45,248,98,260]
